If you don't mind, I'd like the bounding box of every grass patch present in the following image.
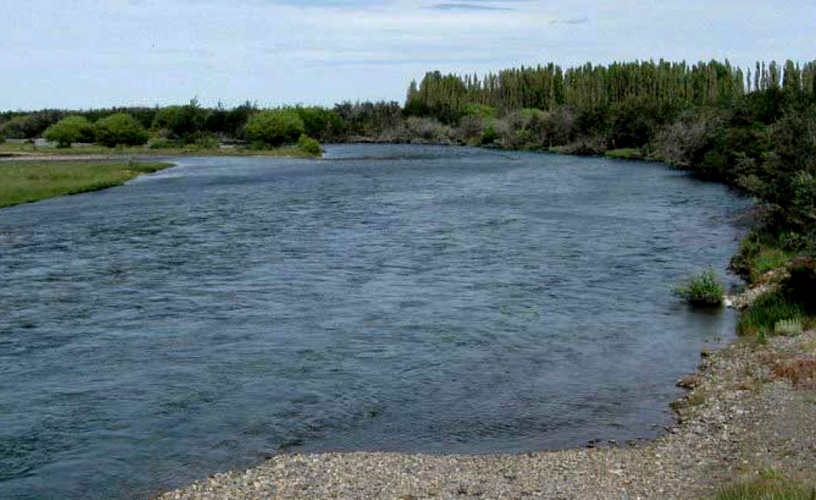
[737,290,806,337]
[0,160,174,208]
[0,141,320,158]
[774,318,804,336]
[754,247,794,276]
[714,476,816,500]
[731,232,796,283]
[604,148,645,160]
[674,269,725,307]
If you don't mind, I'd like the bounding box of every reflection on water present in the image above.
[0,145,751,499]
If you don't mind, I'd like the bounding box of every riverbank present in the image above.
[156,326,816,500]
[0,160,174,208]
[0,141,321,160]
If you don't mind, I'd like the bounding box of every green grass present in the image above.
[0,160,174,208]
[0,141,321,158]
[605,148,645,160]
[674,269,726,307]
[714,476,816,500]
[774,318,804,336]
[737,290,807,337]
[732,232,797,283]
[754,247,795,275]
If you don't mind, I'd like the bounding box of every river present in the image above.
[0,144,751,499]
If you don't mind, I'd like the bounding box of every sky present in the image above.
[1,0,814,110]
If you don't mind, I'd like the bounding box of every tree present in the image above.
[151,99,208,143]
[43,116,95,147]
[295,106,344,141]
[245,109,305,146]
[0,112,62,139]
[94,113,149,147]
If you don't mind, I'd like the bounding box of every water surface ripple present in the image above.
[0,145,751,499]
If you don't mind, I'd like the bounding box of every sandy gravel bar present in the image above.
[158,331,816,499]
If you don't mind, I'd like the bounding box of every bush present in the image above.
[674,269,725,307]
[151,100,208,143]
[297,134,321,156]
[43,116,95,147]
[94,113,149,147]
[405,116,454,143]
[295,106,344,141]
[245,109,305,146]
[481,126,499,145]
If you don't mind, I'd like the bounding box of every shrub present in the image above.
[151,100,208,143]
[674,269,725,307]
[481,126,499,145]
[405,116,453,143]
[296,134,321,156]
[245,109,305,146]
[295,106,344,141]
[94,113,148,147]
[43,116,95,147]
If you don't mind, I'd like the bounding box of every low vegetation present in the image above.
[43,115,95,147]
[297,134,321,156]
[737,257,816,343]
[604,148,646,160]
[674,269,726,307]
[0,160,173,208]
[737,290,806,337]
[246,108,306,147]
[91,113,149,147]
[714,473,816,500]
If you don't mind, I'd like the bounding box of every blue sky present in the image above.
[1,0,814,110]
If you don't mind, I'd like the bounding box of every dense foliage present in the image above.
[43,116,95,147]
[245,109,306,146]
[94,113,149,147]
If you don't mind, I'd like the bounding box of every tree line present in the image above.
[0,100,404,147]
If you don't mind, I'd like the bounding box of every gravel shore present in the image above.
[158,330,816,500]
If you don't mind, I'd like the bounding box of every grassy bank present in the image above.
[0,160,174,208]
[0,141,320,159]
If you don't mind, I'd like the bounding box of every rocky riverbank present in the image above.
[158,329,816,500]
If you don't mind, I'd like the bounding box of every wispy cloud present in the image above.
[550,16,590,25]
[425,3,514,10]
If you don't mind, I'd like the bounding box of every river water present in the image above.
[0,145,751,499]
